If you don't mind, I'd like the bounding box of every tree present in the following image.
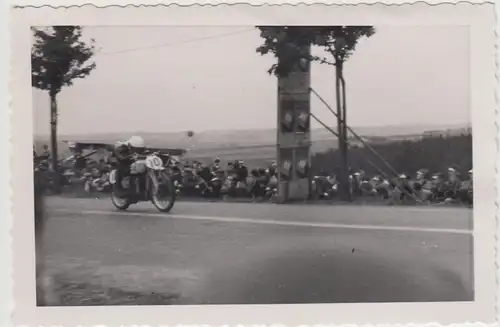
[32,26,96,193]
[256,26,375,201]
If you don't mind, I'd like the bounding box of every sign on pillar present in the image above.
[276,44,312,203]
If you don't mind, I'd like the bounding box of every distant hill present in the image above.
[34,123,471,166]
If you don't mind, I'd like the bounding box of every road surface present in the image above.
[40,197,474,305]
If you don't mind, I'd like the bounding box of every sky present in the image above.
[32,25,470,136]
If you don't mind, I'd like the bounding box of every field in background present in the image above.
[34,124,471,169]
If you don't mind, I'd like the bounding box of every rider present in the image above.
[112,136,146,197]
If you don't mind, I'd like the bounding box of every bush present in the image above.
[312,133,472,177]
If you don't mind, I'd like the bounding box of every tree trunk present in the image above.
[49,94,60,194]
[335,62,349,201]
[339,62,351,201]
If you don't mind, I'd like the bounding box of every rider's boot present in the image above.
[114,169,128,198]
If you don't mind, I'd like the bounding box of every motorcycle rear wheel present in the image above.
[151,172,176,213]
[111,186,130,211]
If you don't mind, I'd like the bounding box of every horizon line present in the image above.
[34,122,472,138]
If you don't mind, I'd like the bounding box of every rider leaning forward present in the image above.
[111,136,146,197]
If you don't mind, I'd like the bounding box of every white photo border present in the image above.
[8,2,498,326]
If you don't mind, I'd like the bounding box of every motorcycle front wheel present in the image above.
[151,172,176,213]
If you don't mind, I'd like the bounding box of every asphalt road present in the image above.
[41,197,474,305]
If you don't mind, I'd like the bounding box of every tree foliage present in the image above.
[256,26,376,76]
[32,26,96,96]
[31,26,96,193]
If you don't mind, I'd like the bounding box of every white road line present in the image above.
[51,208,472,235]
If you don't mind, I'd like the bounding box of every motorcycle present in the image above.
[108,152,176,212]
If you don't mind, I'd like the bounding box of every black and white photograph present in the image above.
[9,3,496,326]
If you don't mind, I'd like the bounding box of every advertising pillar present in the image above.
[276,44,312,202]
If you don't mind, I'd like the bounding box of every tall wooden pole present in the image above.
[339,63,351,201]
[49,93,60,193]
[335,62,349,201]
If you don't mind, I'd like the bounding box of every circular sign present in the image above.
[297,112,309,129]
[297,160,309,178]
[298,112,308,122]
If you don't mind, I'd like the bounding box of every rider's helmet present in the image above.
[214,157,221,165]
[126,136,146,149]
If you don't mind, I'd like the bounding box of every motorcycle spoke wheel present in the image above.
[151,174,176,212]
[111,192,130,210]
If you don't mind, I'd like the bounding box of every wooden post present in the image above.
[49,93,60,193]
